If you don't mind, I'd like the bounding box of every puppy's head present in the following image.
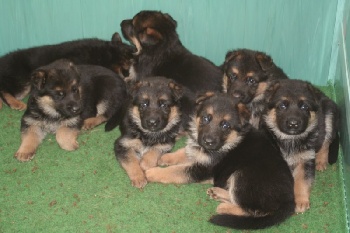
[264,79,319,138]
[222,49,279,103]
[190,92,251,152]
[128,76,183,133]
[31,59,82,118]
[120,11,178,54]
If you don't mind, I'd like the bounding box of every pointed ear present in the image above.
[111,32,122,44]
[168,81,183,101]
[195,92,215,105]
[255,52,274,71]
[31,70,47,90]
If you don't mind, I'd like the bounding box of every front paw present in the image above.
[295,199,310,213]
[59,140,79,151]
[130,174,148,189]
[14,151,35,162]
[145,167,163,182]
[316,161,327,171]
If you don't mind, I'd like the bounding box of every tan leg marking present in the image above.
[15,126,45,161]
[146,164,191,184]
[140,148,162,171]
[0,98,3,109]
[216,203,248,216]
[2,92,27,110]
[293,162,311,213]
[207,187,231,203]
[158,148,188,166]
[83,115,108,130]
[56,126,79,151]
[316,141,330,171]
[120,151,147,189]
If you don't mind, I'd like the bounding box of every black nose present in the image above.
[287,119,300,129]
[232,91,244,100]
[146,118,159,127]
[203,136,215,146]
[68,104,81,114]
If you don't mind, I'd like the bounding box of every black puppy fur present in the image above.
[114,76,184,189]
[263,79,340,213]
[146,93,294,229]
[120,10,223,129]
[222,49,288,128]
[0,33,133,110]
[15,59,127,162]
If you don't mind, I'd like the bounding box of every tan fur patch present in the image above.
[158,148,188,166]
[120,151,147,188]
[15,125,46,161]
[316,142,330,171]
[207,187,231,203]
[220,131,242,152]
[145,164,191,184]
[222,74,228,93]
[83,115,107,130]
[216,203,248,216]
[255,82,268,97]
[2,92,27,110]
[293,162,311,213]
[140,148,163,170]
[56,126,79,151]
[232,67,239,74]
[37,95,60,117]
[246,72,254,77]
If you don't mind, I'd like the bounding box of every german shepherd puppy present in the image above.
[263,79,340,213]
[222,49,288,128]
[0,33,133,110]
[114,76,184,189]
[120,11,223,128]
[15,59,127,161]
[146,93,295,229]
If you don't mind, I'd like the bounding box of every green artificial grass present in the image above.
[0,86,348,233]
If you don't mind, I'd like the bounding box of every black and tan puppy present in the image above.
[114,76,184,188]
[222,49,288,128]
[263,79,340,213]
[146,93,295,229]
[0,33,133,110]
[120,10,223,127]
[15,59,127,161]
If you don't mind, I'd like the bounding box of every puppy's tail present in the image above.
[209,202,295,230]
[328,133,340,164]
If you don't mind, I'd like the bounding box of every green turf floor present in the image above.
[0,86,348,232]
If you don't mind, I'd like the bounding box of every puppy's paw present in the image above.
[140,159,157,171]
[316,161,327,171]
[60,140,79,151]
[15,151,35,162]
[11,101,27,111]
[295,199,310,213]
[158,153,177,166]
[83,118,99,130]
[145,167,163,182]
[130,175,148,189]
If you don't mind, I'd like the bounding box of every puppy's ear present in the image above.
[255,52,274,71]
[195,92,215,105]
[31,70,47,90]
[111,32,122,44]
[224,50,240,64]
[168,81,183,101]
[163,13,177,28]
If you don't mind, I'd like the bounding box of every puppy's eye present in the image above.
[246,77,256,85]
[202,115,211,124]
[221,121,231,130]
[57,91,64,97]
[160,103,168,109]
[140,102,148,109]
[228,73,237,81]
[300,103,309,111]
[278,102,288,110]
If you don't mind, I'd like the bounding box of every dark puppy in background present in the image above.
[0,33,133,110]
[222,49,288,128]
[146,93,295,230]
[114,76,184,188]
[15,59,127,162]
[120,10,223,128]
[263,79,340,213]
